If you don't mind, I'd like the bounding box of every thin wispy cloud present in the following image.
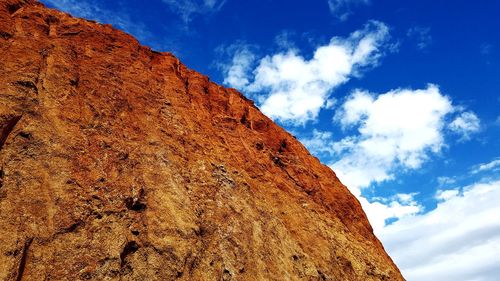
[327,0,370,21]
[471,157,500,174]
[162,0,227,24]
[437,176,457,187]
[41,0,153,43]
[407,26,432,50]
[41,0,226,52]
[449,111,481,141]
[217,42,258,89]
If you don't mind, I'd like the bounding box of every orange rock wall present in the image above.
[0,1,404,280]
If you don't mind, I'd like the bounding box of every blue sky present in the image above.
[41,0,500,280]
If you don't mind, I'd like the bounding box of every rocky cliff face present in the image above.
[0,1,404,280]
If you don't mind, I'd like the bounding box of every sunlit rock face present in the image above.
[0,1,403,280]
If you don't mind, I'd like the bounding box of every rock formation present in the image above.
[0,0,404,280]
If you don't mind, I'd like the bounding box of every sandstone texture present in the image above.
[0,1,404,280]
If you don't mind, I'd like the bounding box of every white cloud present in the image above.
[407,26,432,50]
[299,85,484,233]
[327,0,370,21]
[301,130,424,228]
[273,30,298,50]
[449,111,481,140]
[360,193,422,232]
[218,43,257,89]
[299,85,479,232]
[331,85,453,192]
[162,0,227,23]
[222,21,391,125]
[42,0,95,17]
[379,179,500,281]
[471,158,500,174]
[437,176,457,187]
[435,188,459,201]
[303,118,500,281]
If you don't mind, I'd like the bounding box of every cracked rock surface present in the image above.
[0,1,404,280]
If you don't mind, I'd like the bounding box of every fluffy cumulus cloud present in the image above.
[162,0,227,23]
[299,84,491,279]
[331,85,453,192]
[300,85,484,231]
[449,111,481,140]
[327,0,370,21]
[222,21,391,125]
[379,179,500,281]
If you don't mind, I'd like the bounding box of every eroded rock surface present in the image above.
[0,1,404,280]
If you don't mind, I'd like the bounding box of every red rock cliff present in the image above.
[0,0,404,280]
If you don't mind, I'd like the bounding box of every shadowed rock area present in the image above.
[0,0,404,280]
